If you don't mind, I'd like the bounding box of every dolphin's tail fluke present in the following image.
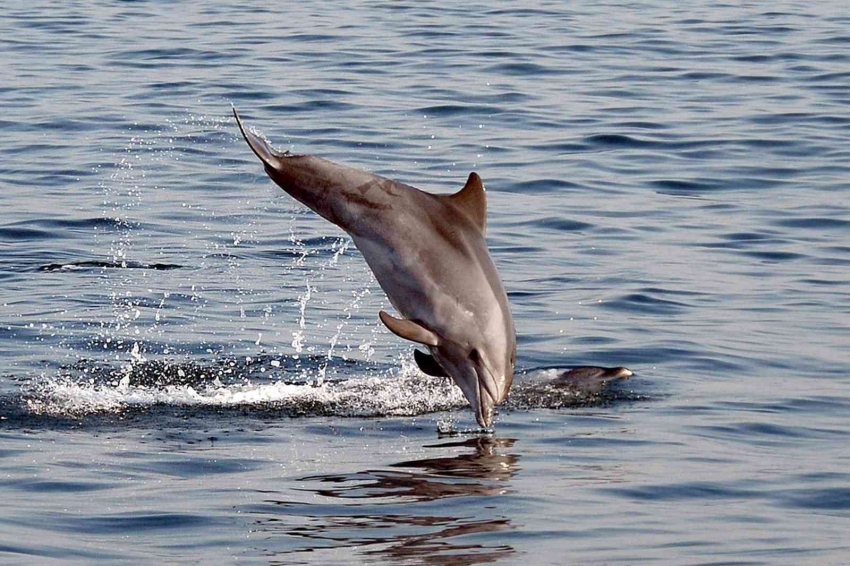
[232,106,286,172]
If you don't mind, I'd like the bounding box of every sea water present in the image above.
[1,2,848,564]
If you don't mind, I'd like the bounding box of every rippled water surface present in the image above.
[2,1,849,564]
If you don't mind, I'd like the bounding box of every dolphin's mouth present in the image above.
[475,368,499,428]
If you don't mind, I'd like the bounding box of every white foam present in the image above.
[25,365,467,419]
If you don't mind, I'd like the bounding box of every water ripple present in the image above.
[2,1,850,563]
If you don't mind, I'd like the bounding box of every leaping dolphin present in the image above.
[233,107,516,428]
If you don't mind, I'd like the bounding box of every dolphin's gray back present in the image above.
[233,107,512,355]
[351,186,511,348]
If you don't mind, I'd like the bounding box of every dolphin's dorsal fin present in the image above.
[379,311,439,346]
[447,172,487,234]
[414,349,449,378]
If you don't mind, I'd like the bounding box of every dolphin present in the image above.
[554,366,633,393]
[233,107,516,427]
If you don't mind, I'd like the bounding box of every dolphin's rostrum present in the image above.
[233,107,516,427]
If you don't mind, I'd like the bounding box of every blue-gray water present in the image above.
[2,2,849,564]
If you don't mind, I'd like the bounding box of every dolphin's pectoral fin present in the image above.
[446,172,487,234]
[232,106,286,172]
[414,349,449,378]
[379,311,439,347]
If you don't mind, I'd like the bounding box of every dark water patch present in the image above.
[585,134,657,149]
[652,179,725,194]
[121,456,266,478]
[570,336,618,346]
[0,225,52,240]
[465,91,532,104]
[483,7,563,16]
[599,293,689,316]
[590,87,649,100]
[499,243,546,256]
[721,23,797,36]
[727,75,783,84]
[336,60,393,74]
[290,87,357,99]
[37,260,183,272]
[731,53,790,63]
[2,479,112,493]
[538,217,594,232]
[148,80,197,91]
[679,71,732,81]
[485,62,557,76]
[502,178,586,194]
[37,216,123,231]
[795,471,850,483]
[749,112,850,126]
[775,217,850,230]
[524,141,590,153]
[109,47,235,63]
[289,33,342,43]
[404,28,462,40]
[417,104,499,117]
[475,49,532,60]
[719,231,780,243]
[616,120,670,130]
[507,289,545,300]
[800,277,847,287]
[779,488,850,511]
[228,89,278,102]
[606,481,763,502]
[57,512,215,535]
[739,250,804,262]
[548,43,597,54]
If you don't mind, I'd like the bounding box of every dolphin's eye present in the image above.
[469,349,480,364]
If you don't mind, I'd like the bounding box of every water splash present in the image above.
[291,279,314,356]
[23,359,466,419]
[18,359,642,422]
[74,112,391,395]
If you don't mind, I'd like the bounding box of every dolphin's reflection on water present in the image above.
[250,437,519,564]
[304,437,518,501]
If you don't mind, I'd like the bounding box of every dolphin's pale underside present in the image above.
[233,107,516,427]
